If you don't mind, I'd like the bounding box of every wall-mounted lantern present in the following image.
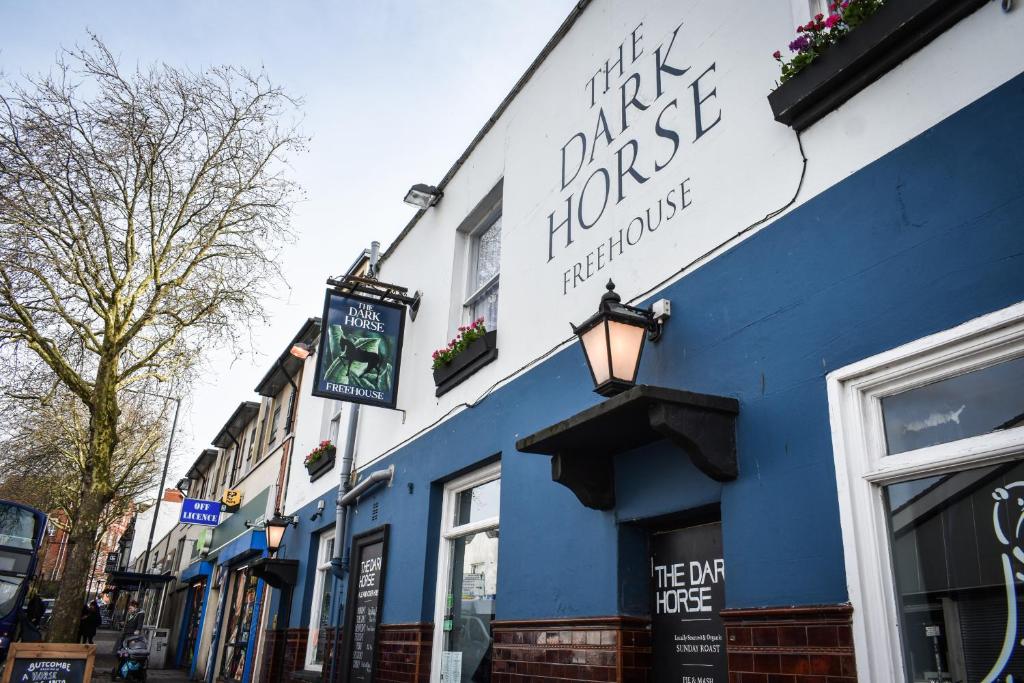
[263,515,297,556]
[571,280,670,397]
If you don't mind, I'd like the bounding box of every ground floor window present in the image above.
[221,566,259,682]
[432,462,500,683]
[305,530,335,670]
[829,301,1024,682]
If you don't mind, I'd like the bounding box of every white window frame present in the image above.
[430,461,501,683]
[327,401,343,445]
[462,206,501,328]
[304,529,336,670]
[827,301,1024,682]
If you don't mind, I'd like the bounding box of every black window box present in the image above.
[433,330,498,397]
[305,452,335,482]
[768,0,987,131]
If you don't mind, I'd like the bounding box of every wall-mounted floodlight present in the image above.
[403,183,443,209]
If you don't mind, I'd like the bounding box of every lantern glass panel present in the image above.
[265,523,286,553]
[581,322,611,385]
[607,319,646,382]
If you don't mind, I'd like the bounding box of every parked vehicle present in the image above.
[0,500,47,661]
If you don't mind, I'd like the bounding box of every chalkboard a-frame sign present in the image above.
[340,525,389,683]
[2,643,96,683]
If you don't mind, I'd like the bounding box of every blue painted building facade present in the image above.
[265,56,1024,683]
[133,2,1020,682]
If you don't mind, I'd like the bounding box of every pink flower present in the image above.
[814,12,824,20]
[772,50,782,60]
[825,13,841,28]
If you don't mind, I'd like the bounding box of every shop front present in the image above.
[204,529,267,683]
[219,562,264,683]
[176,560,212,675]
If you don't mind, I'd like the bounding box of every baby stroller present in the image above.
[114,633,149,682]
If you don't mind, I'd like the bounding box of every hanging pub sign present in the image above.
[312,290,405,409]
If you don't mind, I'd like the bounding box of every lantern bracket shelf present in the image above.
[515,385,738,510]
[249,557,299,589]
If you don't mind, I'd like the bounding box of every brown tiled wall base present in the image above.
[259,627,309,682]
[721,604,857,683]
[375,622,434,683]
[491,616,651,682]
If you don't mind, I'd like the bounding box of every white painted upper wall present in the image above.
[279,0,1023,481]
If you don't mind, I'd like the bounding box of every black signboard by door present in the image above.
[341,525,389,683]
[651,522,727,683]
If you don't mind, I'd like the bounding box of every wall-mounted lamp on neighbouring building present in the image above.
[571,280,671,397]
[310,499,325,521]
[403,183,443,209]
[290,342,312,360]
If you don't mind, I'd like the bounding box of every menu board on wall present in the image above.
[343,525,389,683]
[651,522,727,683]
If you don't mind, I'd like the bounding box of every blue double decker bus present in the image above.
[0,500,47,659]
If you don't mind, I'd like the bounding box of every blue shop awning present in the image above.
[180,560,213,584]
[216,529,266,566]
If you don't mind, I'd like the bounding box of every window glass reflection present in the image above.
[882,355,1024,455]
[455,479,500,527]
[886,460,1024,681]
[442,530,498,683]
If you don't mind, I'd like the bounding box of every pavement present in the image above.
[92,629,190,683]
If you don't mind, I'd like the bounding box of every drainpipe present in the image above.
[327,242,381,683]
[329,404,359,579]
[339,466,394,571]
[329,240,380,579]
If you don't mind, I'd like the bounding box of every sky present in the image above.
[0,1,579,489]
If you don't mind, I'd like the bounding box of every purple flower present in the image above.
[789,35,811,52]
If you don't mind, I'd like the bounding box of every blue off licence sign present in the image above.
[179,498,221,526]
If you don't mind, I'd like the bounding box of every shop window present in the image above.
[221,567,259,683]
[431,462,500,683]
[305,531,335,670]
[828,302,1024,682]
[464,210,501,331]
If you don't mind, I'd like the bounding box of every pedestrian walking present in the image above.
[79,602,100,644]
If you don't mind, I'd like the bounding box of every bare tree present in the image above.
[0,390,165,591]
[0,36,302,641]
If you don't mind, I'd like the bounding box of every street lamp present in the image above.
[571,280,670,397]
[403,183,443,209]
[136,392,182,578]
